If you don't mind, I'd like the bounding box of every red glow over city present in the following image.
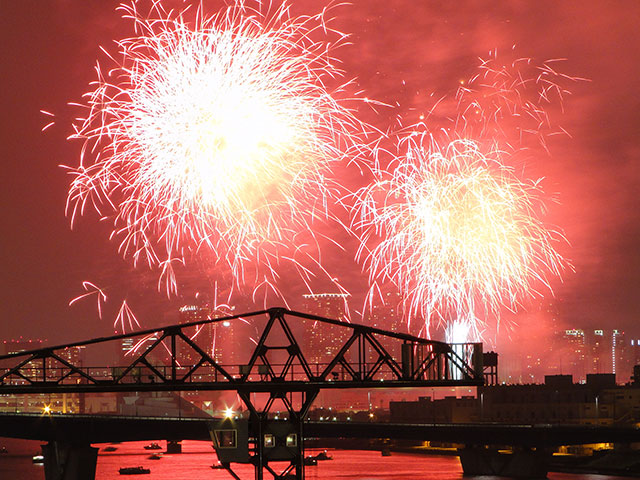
[2,3,640,479]
[1,0,640,419]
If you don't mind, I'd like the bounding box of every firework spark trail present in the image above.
[65,0,370,299]
[455,50,585,152]
[69,281,108,319]
[354,135,565,338]
[115,299,140,334]
[40,109,56,132]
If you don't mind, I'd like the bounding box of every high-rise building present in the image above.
[562,329,586,381]
[211,317,237,365]
[3,339,44,379]
[178,303,238,367]
[612,329,625,378]
[366,291,404,334]
[301,293,350,366]
[178,304,212,366]
[118,332,161,366]
[58,346,85,366]
[630,337,640,371]
[587,329,611,374]
[119,337,136,363]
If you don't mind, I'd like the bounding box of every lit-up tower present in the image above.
[366,291,404,333]
[611,329,631,381]
[178,304,212,366]
[178,303,237,366]
[562,329,586,381]
[301,293,350,366]
[612,330,621,376]
[587,329,611,374]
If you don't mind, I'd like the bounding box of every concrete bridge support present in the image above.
[458,446,550,479]
[42,441,98,480]
[166,440,182,453]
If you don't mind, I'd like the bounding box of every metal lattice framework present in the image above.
[0,308,483,394]
[0,308,483,480]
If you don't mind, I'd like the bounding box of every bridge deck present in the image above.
[2,413,639,447]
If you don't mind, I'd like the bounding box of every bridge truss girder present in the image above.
[0,307,483,480]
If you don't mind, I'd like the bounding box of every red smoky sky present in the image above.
[0,1,639,346]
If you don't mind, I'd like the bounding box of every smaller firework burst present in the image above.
[353,133,565,337]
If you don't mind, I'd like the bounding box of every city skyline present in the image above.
[3,295,640,386]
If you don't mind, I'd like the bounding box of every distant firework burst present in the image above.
[354,134,565,337]
[65,1,368,296]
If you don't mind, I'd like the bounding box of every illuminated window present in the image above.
[286,434,297,447]
[264,434,275,448]
[214,430,237,449]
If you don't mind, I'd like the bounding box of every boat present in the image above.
[148,454,162,460]
[32,454,44,464]
[103,446,118,452]
[381,448,392,457]
[0,446,8,454]
[211,462,226,469]
[143,442,162,450]
[119,466,150,475]
[303,456,318,466]
[314,450,333,461]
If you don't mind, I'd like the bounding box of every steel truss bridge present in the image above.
[0,308,484,480]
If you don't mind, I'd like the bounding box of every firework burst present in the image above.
[65,1,368,297]
[354,134,565,337]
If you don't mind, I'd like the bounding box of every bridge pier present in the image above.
[458,446,550,478]
[166,440,182,453]
[41,441,98,480]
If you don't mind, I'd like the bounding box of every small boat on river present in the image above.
[119,466,150,475]
[314,450,333,461]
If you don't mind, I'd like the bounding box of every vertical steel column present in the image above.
[171,331,177,381]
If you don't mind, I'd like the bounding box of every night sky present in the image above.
[1,1,639,347]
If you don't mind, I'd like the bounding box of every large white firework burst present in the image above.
[66,0,368,296]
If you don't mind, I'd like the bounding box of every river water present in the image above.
[0,439,628,480]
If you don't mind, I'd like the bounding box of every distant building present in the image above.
[178,304,212,367]
[561,329,586,380]
[365,291,404,334]
[3,338,43,355]
[0,339,83,414]
[388,373,640,427]
[550,328,635,384]
[612,329,627,378]
[301,293,350,367]
[2,339,44,380]
[178,303,238,367]
[588,329,610,374]
[390,395,477,423]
